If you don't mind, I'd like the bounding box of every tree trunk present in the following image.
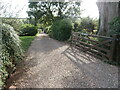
[35,16,37,26]
[97,1,119,36]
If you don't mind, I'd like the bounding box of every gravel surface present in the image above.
[9,34,118,88]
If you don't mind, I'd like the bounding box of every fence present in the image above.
[70,32,120,61]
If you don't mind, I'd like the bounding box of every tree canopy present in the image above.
[27,1,81,26]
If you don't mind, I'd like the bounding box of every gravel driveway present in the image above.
[8,34,118,88]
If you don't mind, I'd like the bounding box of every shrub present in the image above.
[0,24,23,88]
[3,19,25,33]
[50,19,72,41]
[109,17,120,36]
[45,26,52,34]
[19,24,37,36]
[74,17,98,34]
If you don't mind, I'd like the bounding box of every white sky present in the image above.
[81,0,99,19]
[1,0,99,18]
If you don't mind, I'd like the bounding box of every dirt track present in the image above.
[8,34,118,88]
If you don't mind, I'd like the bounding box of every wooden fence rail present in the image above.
[70,32,120,61]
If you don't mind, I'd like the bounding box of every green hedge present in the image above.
[19,24,37,36]
[50,19,72,41]
[109,17,120,36]
[0,24,23,88]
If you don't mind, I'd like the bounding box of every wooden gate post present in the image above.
[110,34,120,61]
[116,35,120,62]
[110,35,117,61]
[70,31,73,46]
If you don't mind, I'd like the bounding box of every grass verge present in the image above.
[20,36,35,52]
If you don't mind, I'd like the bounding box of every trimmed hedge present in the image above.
[19,24,37,36]
[50,19,72,41]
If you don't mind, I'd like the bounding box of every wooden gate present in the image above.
[71,32,119,61]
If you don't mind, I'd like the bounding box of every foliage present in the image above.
[19,24,38,36]
[2,18,27,33]
[0,1,25,18]
[0,24,23,87]
[0,1,28,88]
[73,17,99,34]
[109,17,120,36]
[50,19,72,41]
[73,21,80,32]
[20,36,35,51]
[27,2,81,26]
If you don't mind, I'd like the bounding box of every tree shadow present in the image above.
[61,46,118,88]
[62,46,98,64]
[6,35,118,88]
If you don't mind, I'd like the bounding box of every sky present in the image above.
[1,0,99,19]
[81,0,99,19]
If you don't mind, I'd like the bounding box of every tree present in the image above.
[97,1,119,36]
[0,0,26,18]
[27,1,81,26]
[28,2,39,26]
[75,17,98,34]
[28,2,55,26]
[64,2,81,18]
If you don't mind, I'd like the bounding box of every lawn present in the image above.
[20,36,35,52]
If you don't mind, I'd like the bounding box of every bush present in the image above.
[3,19,25,33]
[50,19,72,41]
[0,24,23,88]
[74,17,98,34]
[19,24,37,36]
[109,17,120,36]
